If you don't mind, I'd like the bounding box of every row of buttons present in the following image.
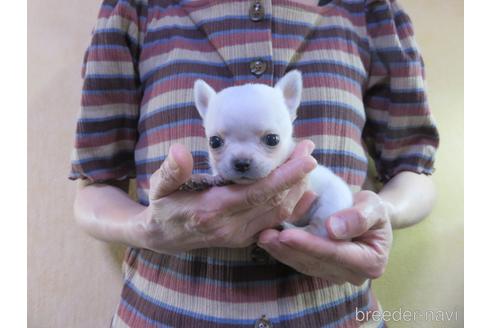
[248,1,267,77]
[248,5,271,326]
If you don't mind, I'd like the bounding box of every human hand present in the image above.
[131,141,317,254]
[257,190,393,285]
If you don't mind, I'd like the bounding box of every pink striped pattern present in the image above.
[69,0,438,326]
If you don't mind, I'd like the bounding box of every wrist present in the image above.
[122,206,152,249]
[380,197,398,228]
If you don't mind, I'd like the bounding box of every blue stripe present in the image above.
[301,71,362,88]
[137,254,302,288]
[301,100,365,120]
[371,58,423,68]
[146,22,202,33]
[92,28,139,46]
[143,71,361,100]
[142,31,368,55]
[120,298,174,327]
[123,281,255,325]
[141,72,266,97]
[270,284,369,323]
[368,95,425,105]
[84,73,136,80]
[369,120,432,131]
[141,59,227,82]
[139,116,360,141]
[382,152,434,162]
[140,98,366,122]
[321,305,369,328]
[376,318,387,328]
[76,126,135,137]
[100,4,115,11]
[88,44,128,51]
[141,58,366,84]
[367,10,411,29]
[329,166,367,176]
[142,35,211,49]
[120,289,369,328]
[381,163,434,176]
[291,59,367,77]
[391,88,426,95]
[139,101,194,122]
[70,166,130,177]
[146,15,270,33]
[375,46,419,56]
[135,151,209,165]
[122,279,370,324]
[313,149,367,163]
[82,88,138,95]
[72,152,133,165]
[139,118,202,138]
[376,132,436,142]
[294,117,362,131]
[78,114,138,123]
[369,3,389,14]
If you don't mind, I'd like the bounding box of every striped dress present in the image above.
[69,0,439,327]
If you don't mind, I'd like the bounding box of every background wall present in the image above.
[27,1,463,327]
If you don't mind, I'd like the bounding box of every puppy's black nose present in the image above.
[233,159,251,173]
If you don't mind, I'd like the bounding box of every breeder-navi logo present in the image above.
[355,307,459,323]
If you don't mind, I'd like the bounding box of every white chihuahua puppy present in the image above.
[191,70,353,237]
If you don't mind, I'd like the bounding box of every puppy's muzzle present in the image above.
[233,158,252,173]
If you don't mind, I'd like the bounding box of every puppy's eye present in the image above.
[263,134,280,147]
[209,136,224,149]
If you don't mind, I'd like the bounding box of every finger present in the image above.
[258,229,366,284]
[275,228,384,278]
[326,192,387,239]
[149,144,194,200]
[245,205,290,236]
[287,139,315,160]
[222,155,317,212]
[274,178,308,222]
[286,190,318,224]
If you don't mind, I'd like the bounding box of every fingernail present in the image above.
[330,217,346,238]
[278,235,290,243]
[302,157,317,173]
[167,152,179,171]
[307,141,315,154]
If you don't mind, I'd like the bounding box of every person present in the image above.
[70,0,439,326]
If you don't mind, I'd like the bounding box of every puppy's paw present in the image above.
[280,221,297,231]
[179,174,230,191]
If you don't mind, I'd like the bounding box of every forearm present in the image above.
[73,180,147,247]
[378,171,437,229]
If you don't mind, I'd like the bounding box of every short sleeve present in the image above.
[69,0,148,182]
[363,0,439,182]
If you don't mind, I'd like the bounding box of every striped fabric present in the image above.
[69,0,438,327]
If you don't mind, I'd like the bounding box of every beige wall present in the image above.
[27,1,463,327]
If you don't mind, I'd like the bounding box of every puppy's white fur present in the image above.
[193,70,353,237]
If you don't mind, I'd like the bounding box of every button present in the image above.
[254,315,272,328]
[249,59,267,77]
[251,245,270,264]
[249,1,265,22]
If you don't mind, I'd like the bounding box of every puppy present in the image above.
[190,70,353,237]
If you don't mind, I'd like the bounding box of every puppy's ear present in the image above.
[193,79,216,119]
[275,70,302,121]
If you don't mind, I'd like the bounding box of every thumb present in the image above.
[149,144,194,200]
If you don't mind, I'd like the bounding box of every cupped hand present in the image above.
[257,191,393,285]
[131,140,317,254]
